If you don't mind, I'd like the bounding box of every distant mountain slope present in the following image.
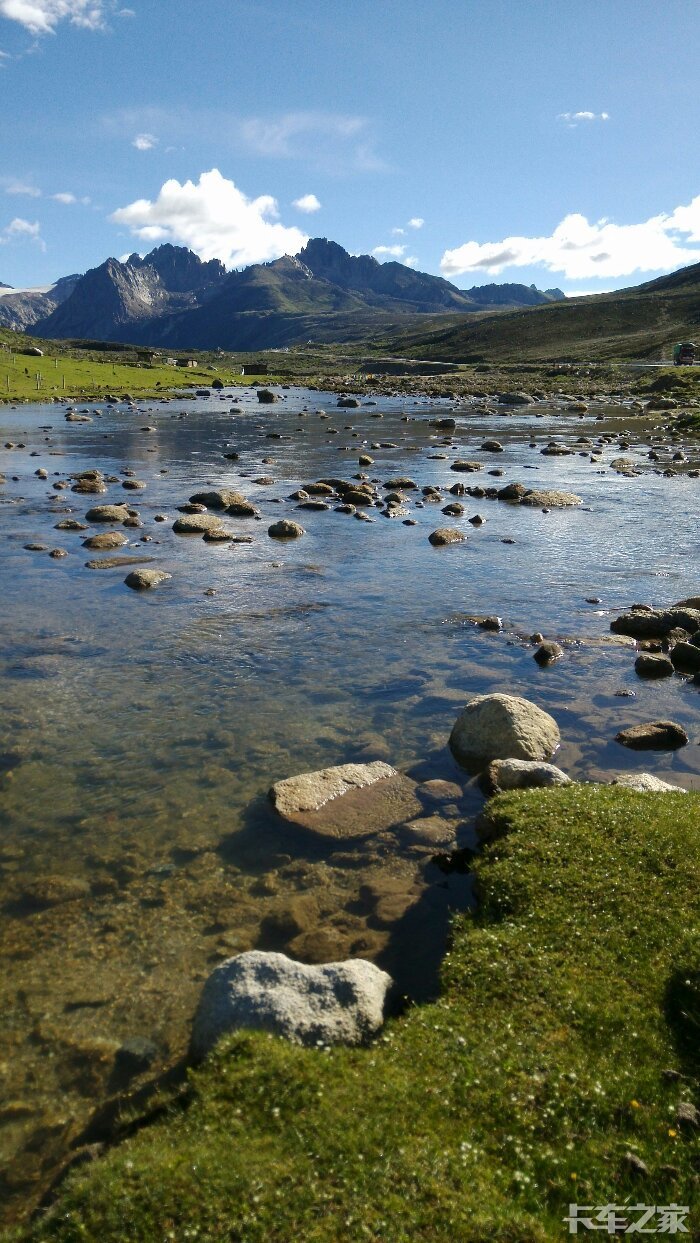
[297,238,475,310]
[0,274,80,331]
[35,244,227,341]
[461,282,566,307]
[389,263,700,362]
[14,239,567,350]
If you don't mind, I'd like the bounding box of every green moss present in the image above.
[12,786,699,1242]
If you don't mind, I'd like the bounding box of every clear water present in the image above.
[1,386,699,1212]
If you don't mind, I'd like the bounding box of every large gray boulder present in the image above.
[450,693,560,768]
[191,951,393,1058]
[270,760,420,839]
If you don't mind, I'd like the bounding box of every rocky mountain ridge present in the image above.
[2,239,566,350]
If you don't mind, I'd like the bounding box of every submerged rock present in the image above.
[85,504,131,523]
[450,693,561,768]
[124,569,172,590]
[615,721,689,751]
[533,641,564,666]
[173,513,227,533]
[635,653,674,678]
[189,489,249,510]
[428,528,466,546]
[82,531,128,551]
[519,489,582,508]
[270,760,420,839]
[191,951,393,1058]
[268,520,305,539]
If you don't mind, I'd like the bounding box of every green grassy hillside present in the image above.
[389,265,700,363]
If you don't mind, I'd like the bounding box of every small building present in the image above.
[136,349,156,363]
[176,358,198,369]
[242,362,268,375]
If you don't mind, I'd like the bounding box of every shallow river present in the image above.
[1,385,699,1216]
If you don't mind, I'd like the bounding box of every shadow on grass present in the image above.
[664,966,700,1080]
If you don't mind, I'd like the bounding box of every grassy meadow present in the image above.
[0,332,267,401]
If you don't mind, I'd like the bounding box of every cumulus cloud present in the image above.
[1,216,45,249]
[372,244,406,260]
[440,196,700,281]
[292,193,321,213]
[111,168,309,268]
[132,132,157,151]
[408,217,424,229]
[0,0,113,34]
[557,110,610,126]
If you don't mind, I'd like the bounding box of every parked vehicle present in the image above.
[673,341,696,365]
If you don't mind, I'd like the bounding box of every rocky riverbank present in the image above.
[2,383,700,1228]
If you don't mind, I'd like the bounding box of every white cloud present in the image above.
[132,132,157,151]
[241,111,364,158]
[557,110,610,126]
[1,216,46,250]
[52,190,90,204]
[239,111,388,173]
[405,255,419,268]
[372,244,406,260]
[440,195,700,281]
[0,0,112,34]
[111,168,309,268]
[4,178,41,196]
[408,217,424,229]
[391,227,405,236]
[292,193,321,213]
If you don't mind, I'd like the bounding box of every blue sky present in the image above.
[1,0,699,293]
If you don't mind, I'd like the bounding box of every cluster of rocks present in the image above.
[192,688,690,1060]
[613,597,700,678]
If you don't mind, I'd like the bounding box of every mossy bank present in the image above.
[11,785,700,1243]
